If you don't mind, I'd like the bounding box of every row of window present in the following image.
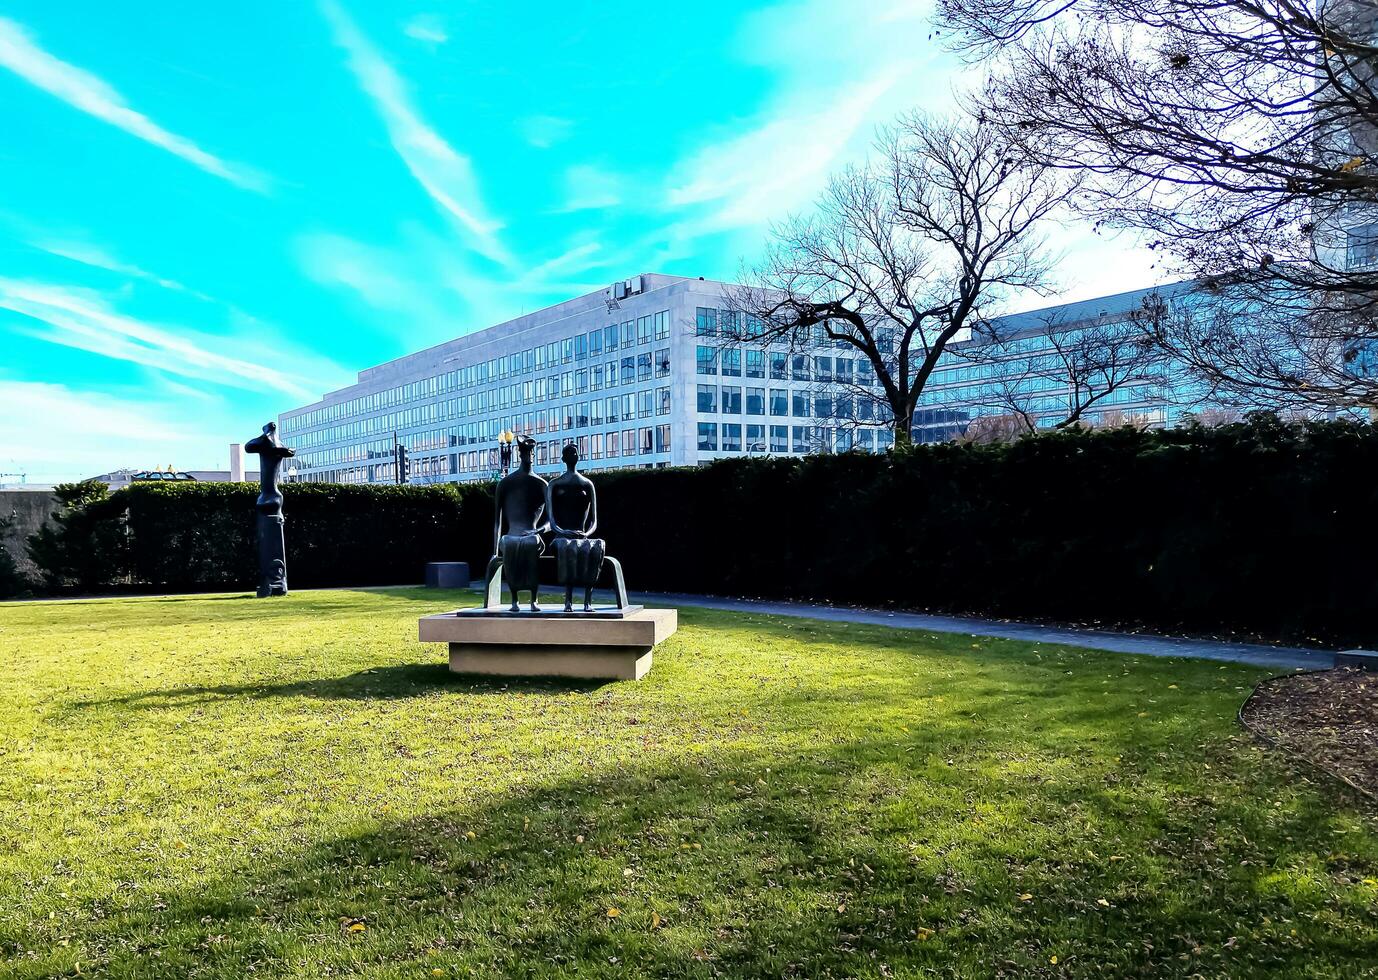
[696,385,891,422]
[286,310,674,433]
[695,423,895,454]
[694,347,873,384]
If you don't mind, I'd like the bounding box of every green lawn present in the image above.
[0,589,1375,979]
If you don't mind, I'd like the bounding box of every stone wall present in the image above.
[0,490,56,582]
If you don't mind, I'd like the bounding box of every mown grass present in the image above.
[0,588,1375,979]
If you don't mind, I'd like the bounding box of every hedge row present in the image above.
[30,482,466,592]
[26,416,1378,645]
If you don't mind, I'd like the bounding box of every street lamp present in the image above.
[284,464,299,483]
[498,429,514,474]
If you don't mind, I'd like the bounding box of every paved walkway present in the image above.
[635,592,1335,671]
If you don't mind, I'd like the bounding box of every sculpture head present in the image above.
[516,434,537,467]
[562,442,579,470]
[245,421,295,459]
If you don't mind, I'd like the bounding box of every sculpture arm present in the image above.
[584,482,598,537]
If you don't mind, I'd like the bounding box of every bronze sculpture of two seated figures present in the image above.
[485,437,628,613]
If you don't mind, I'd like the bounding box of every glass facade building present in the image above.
[279,275,1219,483]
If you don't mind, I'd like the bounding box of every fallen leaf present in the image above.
[651,911,661,930]
[606,907,620,918]
[1019,893,1033,901]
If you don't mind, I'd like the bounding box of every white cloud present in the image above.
[559,165,622,212]
[0,278,340,400]
[0,16,264,190]
[402,13,449,44]
[30,238,200,295]
[663,0,952,237]
[319,0,509,265]
[518,114,572,149]
[666,74,904,233]
[0,380,208,482]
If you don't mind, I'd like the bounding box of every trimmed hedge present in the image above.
[26,416,1378,645]
[32,482,466,593]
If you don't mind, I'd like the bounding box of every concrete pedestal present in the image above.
[418,607,677,680]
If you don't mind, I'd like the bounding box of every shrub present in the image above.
[28,481,466,593]
[24,417,1378,645]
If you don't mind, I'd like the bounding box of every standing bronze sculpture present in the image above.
[546,443,605,611]
[489,435,547,611]
[244,422,295,598]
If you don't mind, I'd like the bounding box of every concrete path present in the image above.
[635,592,1335,671]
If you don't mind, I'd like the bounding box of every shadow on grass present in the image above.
[72,663,607,709]
[11,734,1376,980]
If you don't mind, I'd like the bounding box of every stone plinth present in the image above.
[418,607,677,681]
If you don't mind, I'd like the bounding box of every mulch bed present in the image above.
[1241,668,1378,799]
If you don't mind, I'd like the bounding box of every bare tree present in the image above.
[935,0,1378,409]
[950,305,1173,432]
[726,112,1070,447]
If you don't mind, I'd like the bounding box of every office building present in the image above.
[278,274,1215,483]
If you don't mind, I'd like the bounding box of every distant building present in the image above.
[89,466,259,489]
[275,274,1271,484]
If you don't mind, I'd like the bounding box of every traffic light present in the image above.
[397,445,410,484]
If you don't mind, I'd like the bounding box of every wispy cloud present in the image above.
[0,380,208,481]
[663,0,951,238]
[320,0,509,265]
[666,74,903,233]
[518,114,572,149]
[0,16,264,190]
[28,238,205,296]
[559,164,622,213]
[402,13,449,44]
[0,278,340,399]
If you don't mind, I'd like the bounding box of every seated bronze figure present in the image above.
[490,435,547,611]
[546,443,605,612]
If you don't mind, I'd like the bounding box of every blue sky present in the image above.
[0,0,1157,482]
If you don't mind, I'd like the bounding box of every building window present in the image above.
[655,348,671,377]
[621,321,635,347]
[746,387,765,415]
[607,430,620,457]
[637,351,652,380]
[591,365,604,391]
[770,389,788,416]
[815,394,834,419]
[722,423,742,452]
[721,386,742,414]
[655,310,669,341]
[606,396,620,423]
[746,423,766,453]
[792,425,813,453]
[606,359,619,388]
[792,391,811,417]
[697,422,718,451]
[697,346,718,375]
[655,423,671,453]
[575,334,588,360]
[746,350,765,378]
[791,354,811,381]
[1348,223,1378,269]
[621,356,636,384]
[589,330,603,356]
[638,316,652,345]
[605,324,619,352]
[697,384,718,413]
[637,390,654,418]
[657,387,671,415]
[696,307,717,337]
[721,349,742,377]
[591,432,605,459]
[814,355,833,381]
[770,352,787,380]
